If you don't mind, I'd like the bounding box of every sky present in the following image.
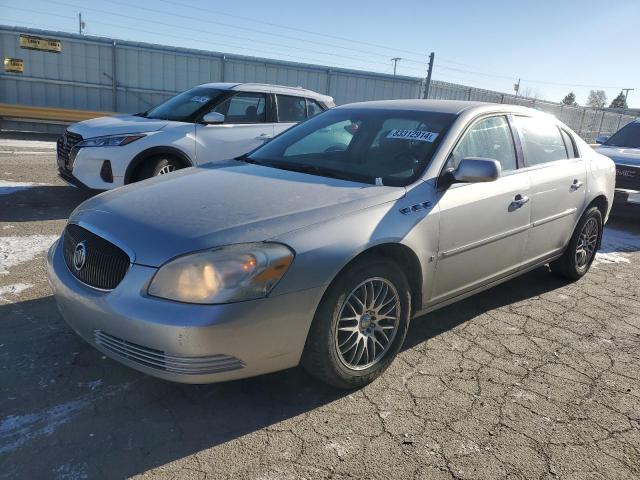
[1,0,639,107]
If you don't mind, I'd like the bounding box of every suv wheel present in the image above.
[550,206,602,280]
[137,156,183,180]
[302,257,411,389]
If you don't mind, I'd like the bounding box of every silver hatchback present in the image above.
[48,100,615,388]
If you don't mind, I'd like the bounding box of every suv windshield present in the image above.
[248,108,455,186]
[145,87,224,121]
[604,121,640,148]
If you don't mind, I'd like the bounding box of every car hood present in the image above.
[596,146,640,167]
[68,114,174,138]
[71,162,405,266]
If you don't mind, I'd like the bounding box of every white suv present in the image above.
[57,83,334,189]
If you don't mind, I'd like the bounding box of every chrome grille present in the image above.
[615,164,640,190]
[94,330,245,375]
[57,130,83,171]
[63,224,130,290]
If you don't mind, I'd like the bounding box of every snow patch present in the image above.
[593,224,639,266]
[0,283,33,302]
[0,139,56,149]
[0,180,36,196]
[0,235,58,274]
[0,399,89,454]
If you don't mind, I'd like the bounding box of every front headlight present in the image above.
[76,134,145,148]
[148,243,294,304]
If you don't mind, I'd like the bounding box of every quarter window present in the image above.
[212,92,266,123]
[560,129,577,158]
[277,95,307,122]
[448,116,517,172]
[307,99,324,117]
[514,116,568,166]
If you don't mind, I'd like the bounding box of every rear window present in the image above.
[277,95,307,122]
[604,121,640,148]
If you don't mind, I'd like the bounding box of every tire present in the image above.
[301,257,411,389]
[136,156,183,181]
[550,206,602,280]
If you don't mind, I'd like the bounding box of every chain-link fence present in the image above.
[427,80,637,143]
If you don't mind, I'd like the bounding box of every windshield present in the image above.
[248,108,455,186]
[145,87,224,121]
[604,121,640,148]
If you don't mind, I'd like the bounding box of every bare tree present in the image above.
[586,90,607,108]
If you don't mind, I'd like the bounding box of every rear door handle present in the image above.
[570,179,583,190]
[511,194,530,208]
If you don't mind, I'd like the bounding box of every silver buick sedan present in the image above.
[47,100,615,388]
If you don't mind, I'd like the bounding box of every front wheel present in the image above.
[137,156,184,181]
[302,257,411,389]
[550,206,602,280]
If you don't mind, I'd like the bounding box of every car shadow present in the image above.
[0,185,95,222]
[1,264,571,478]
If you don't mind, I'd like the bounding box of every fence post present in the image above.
[578,108,587,136]
[597,110,605,137]
[559,104,564,122]
[500,94,505,104]
[111,41,117,112]
[326,69,332,96]
[467,88,472,100]
[616,112,623,131]
[220,55,226,82]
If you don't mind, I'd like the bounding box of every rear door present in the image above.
[512,116,587,266]
[432,115,532,302]
[274,94,309,135]
[194,92,275,164]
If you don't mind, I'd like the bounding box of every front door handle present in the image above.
[570,179,583,190]
[511,194,530,208]
[257,134,273,140]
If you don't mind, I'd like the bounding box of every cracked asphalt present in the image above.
[1,133,639,480]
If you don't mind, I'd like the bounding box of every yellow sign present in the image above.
[4,58,24,73]
[19,34,62,53]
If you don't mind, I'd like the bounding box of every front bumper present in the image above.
[47,239,323,384]
[57,147,125,190]
[612,188,640,217]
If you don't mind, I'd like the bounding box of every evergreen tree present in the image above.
[609,91,628,109]
[561,92,578,106]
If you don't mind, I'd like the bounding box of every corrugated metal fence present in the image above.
[1,25,637,141]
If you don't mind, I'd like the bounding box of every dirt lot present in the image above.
[1,134,639,480]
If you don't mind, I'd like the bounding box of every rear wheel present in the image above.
[136,156,184,181]
[550,206,602,280]
[302,257,411,389]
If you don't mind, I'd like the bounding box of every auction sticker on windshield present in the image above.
[387,129,438,142]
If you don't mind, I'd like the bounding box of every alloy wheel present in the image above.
[335,277,401,370]
[575,217,599,269]
[157,164,176,175]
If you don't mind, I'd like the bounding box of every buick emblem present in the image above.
[73,242,87,272]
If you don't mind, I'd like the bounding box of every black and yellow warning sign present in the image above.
[4,58,24,73]
[19,34,62,53]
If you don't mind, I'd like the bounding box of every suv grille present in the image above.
[56,130,83,171]
[63,224,130,290]
[615,164,640,190]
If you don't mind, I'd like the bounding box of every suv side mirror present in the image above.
[202,112,225,124]
[595,135,609,144]
[452,158,501,183]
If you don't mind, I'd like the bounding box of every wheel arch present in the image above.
[124,146,193,184]
[328,242,423,315]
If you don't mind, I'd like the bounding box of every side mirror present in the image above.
[452,158,501,183]
[202,112,225,124]
[595,135,609,144]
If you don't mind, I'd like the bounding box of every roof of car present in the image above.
[336,99,537,116]
[197,82,334,103]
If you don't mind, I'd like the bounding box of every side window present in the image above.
[213,92,266,123]
[448,116,517,172]
[306,99,324,117]
[284,119,358,157]
[277,95,307,123]
[560,129,577,158]
[513,116,568,166]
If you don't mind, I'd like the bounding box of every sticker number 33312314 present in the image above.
[386,129,439,143]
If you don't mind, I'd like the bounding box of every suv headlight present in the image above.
[76,134,145,148]
[148,243,294,304]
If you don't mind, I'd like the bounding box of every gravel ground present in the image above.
[1,134,639,480]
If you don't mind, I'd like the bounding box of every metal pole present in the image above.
[616,112,623,131]
[111,41,117,112]
[578,108,586,136]
[597,110,605,137]
[391,57,401,76]
[326,68,332,96]
[221,55,226,82]
[422,52,434,99]
[500,94,505,104]
[78,13,82,35]
[514,78,520,98]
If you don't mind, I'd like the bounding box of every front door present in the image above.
[195,92,275,164]
[431,115,531,303]
[512,116,587,266]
